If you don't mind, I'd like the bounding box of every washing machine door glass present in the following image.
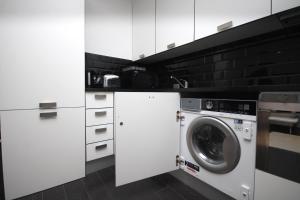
[187,116,240,174]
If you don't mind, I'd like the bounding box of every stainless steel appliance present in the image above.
[0,127,4,199]
[103,74,120,88]
[255,92,300,200]
[180,98,257,200]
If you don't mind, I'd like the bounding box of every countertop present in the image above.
[85,85,300,100]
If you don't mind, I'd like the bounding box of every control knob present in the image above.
[206,101,214,110]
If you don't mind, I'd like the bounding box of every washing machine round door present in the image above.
[186,116,240,174]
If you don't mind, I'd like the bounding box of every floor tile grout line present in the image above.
[62,185,69,200]
[166,185,188,200]
[80,178,93,200]
[79,178,91,200]
[95,172,114,200]
[153,185,169,195]
[95,171,115,200]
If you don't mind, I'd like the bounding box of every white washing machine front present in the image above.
[180,111,257,200]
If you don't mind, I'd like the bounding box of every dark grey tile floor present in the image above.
[18,166,209,200]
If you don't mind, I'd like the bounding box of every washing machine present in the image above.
[179,98,257,200]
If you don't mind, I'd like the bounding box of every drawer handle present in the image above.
[95,128,107,134]
[217,21,233,32]
[167,43,176,50]
[95,144,107,151]
[139,54,145,59]
[95,111,107,116]
[39,102,57,109]
[40,112,57,118]
[95,94,106,99]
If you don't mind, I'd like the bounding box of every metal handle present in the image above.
[40,112,57,118]
[167,43,176,49]
[39,102,57,109]
[95,128,107,134]
[217,21,233,32]
[139,54,145,59]
[95,111,107,116]
[95,144,107,150]
[95,94,106,100]
[268,116,299,125]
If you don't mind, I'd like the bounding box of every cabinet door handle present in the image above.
[95,128,107,134]
[217,21,233,32]
[95,144,107,150]
[139,54,145,59]
[95,111,107,116]
[40,112,57,118]
[95,94,106,99]
[167,43,176,50]
[39,102,57,109]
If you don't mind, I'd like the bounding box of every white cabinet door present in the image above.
[1,108,85,200]
[115,92,180,186]
[0,0,85,110]
[132,0,156,60]
[85,0,132,60]
[195,0,271,40]
[156,0,194,53]
[272,0,300,14]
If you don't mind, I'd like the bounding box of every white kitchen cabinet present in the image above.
[85,92,114,164]
[195,0,271,40]
[85,0,132,60]
[156,0,194,53]
[114,92,180,186]
[86,108,114,126]
[86,92,114,109]
[0,108,85,200]
[272,0,300,14]
[0,0,85,110]
[86,124,114,144]
[86,140,114,162]
[132,0,156,60]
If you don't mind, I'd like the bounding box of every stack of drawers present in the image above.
[85,92,114,162]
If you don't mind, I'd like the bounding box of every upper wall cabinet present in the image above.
[156,0,194,53]
[272,0,300,14]
[85,0,132,60]
[132,0,156,61]
[0,0,85,110]
[195,0,271,40]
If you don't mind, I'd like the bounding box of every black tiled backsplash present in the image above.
[148,27,300,90]
[86,27,300,92]
[85,53,132,75]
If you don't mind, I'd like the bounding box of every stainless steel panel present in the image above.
[257,92,300,184]
[181,98,201,111]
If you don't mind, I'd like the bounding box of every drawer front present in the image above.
[86,108,113,126]
[86,124,113,144]
[86,140,114,161]
[86,92,113,109]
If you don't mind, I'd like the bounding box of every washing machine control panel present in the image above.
[201,99,256,116]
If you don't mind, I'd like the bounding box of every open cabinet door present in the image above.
[115,92,180,186]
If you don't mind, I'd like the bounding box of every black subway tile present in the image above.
[214,60,235,71]
[213,71,224,80]
[224,70,243,79]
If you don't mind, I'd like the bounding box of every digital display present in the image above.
[201,99,256,116]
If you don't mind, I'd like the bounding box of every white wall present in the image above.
[85,0,132,60]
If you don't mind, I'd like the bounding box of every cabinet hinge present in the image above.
[176,155,184,166]
[176,111,185,122]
